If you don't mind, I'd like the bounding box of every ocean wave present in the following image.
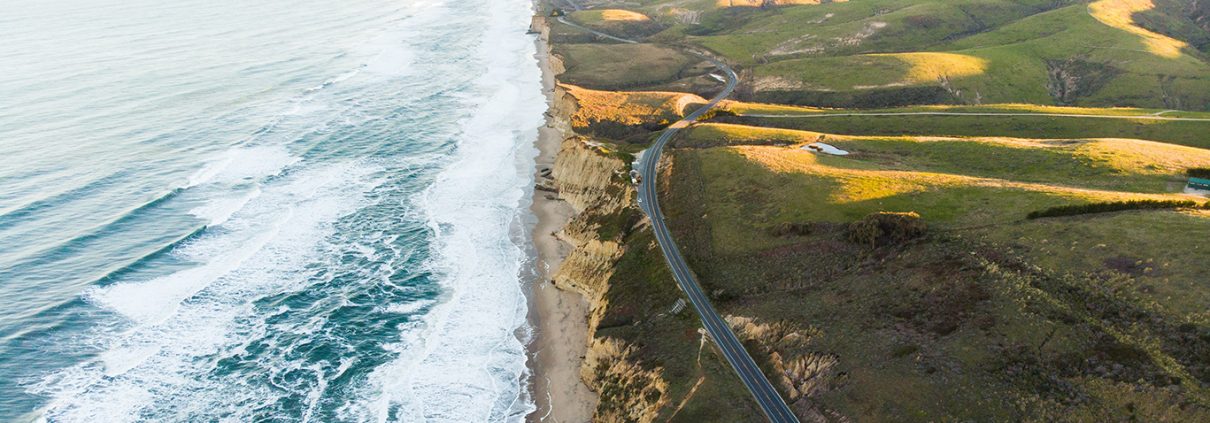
[185,145,298,188]
[8,0,547,420]
[344,0,547,420]
[31,161,386,421]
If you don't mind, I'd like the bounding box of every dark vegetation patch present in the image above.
[1188,167,1210,178]
[1136,0,1210,53]
[579,119,671,142]
[587,204,642,241]
[1046,58,1122,105]
[553,43,700,90]
[750,85,959,108]
[682,7,761,37]
[886,257,990,336]
[767,222,814,238]
[846,211,927,247]
[1026,200,1207,220]
[1102,255,1149,278]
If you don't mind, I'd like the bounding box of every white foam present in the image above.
[344,0,548,420]
[187,186,261,226]
[185,145,298,188]
[34,161,385,422]
[86,209,287,324]
[306,68,364,93]
[97,344,160,377]
[30,0,548,419]
[383,299,436,315]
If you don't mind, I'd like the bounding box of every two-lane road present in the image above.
[635,56,800,423]
[549,11,799,421]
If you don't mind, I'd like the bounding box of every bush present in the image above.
[768,222,812,237]
[1026,200,1202,219]
[847,212,926,247]
[751,85,958,109]
[1187,168,1210,179]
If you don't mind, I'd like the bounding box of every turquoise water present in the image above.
[0,0,544,420]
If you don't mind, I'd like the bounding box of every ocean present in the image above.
[0,0,545,421]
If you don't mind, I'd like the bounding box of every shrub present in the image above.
[904,15,944,29]
[1187,168,1210,179]
[768,222,812,237]
[1026,200,1201,219]
[847,212,926,247]
[751,85,958,108]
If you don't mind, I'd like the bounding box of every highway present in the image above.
[635,52,801,423]
[548,9,801,422]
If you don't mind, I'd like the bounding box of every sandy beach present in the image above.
[526,13,598,423]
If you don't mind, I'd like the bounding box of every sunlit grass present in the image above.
[679,123,1210,193]
[733,145,1186,205]
[573,9,651,23]
[1088,0,1188,59]
[720,101,1210,117]
[717,100,828,115]
[562,84,704,129]
[871,52,988,85]
[714,0,845,9]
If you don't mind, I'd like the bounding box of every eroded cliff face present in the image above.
[550,136,628,306]
[547,86,669,422]
[581,337,670,423]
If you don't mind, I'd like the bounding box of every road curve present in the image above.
[636,55,801,423]
[549,11,800,423]
[555,16,637,44]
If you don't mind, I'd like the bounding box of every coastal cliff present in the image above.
[548,119,670,422]
[538,48,762,419]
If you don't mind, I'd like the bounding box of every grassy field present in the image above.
[723,101,1210,117]
[678,123,1210,193]
[554,43,701,89]
[668,142,1201,254]
[662,139,1210,420]
[753,52,988,92]
[545,0,1210,419]
[633,0,1210,109]
[719,112,1210,149]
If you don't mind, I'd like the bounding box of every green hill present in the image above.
[631,0,1210,109]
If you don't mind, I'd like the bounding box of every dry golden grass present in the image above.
[717,100,829,115]
[679,122,830,147]
[717,101,1210,117]
[594,9,651,22]
[1074,139,1210,175]
[869,52,988,85]
[714,0,847,8]
[682,122,1210,199]
[562,84,705,130]
[950,103,1160,115]
[1089,0,1188,59]
[732,145,1190,205]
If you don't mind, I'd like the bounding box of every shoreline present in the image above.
[525,10,598,423]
